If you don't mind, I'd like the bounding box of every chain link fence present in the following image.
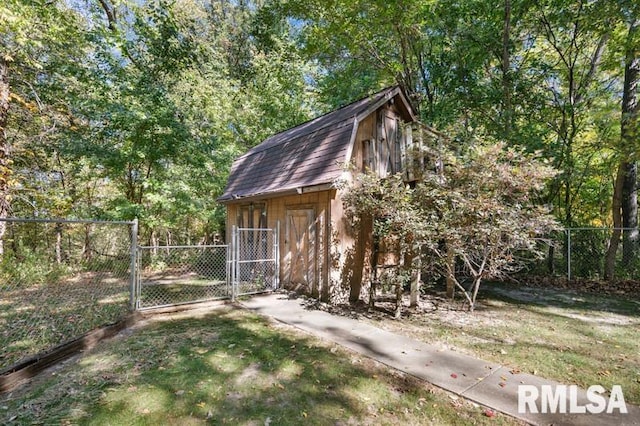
[0,218,136,369]
[137,245,230,309]
[4,218,635,370]
[523,228,640,281]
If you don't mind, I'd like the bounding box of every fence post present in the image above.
[232,225,237,301]
[129,218,138,310]
[274,221,280,290]
[566,228,572,281]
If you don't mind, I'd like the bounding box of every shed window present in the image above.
[237,203,267,229]
[363,112,409,177]
[237,203,268,262]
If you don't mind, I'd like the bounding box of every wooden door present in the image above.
[285,208,317,296]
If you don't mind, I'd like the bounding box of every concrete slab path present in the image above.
[240,292,640,426]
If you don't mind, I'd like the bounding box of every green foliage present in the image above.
[2,0,638,255]
[0,250,71,286]
[2,0,320,245]
[341,133,560,311]
[277,0,635,230]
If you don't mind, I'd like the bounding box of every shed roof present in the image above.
[218,86,415,202]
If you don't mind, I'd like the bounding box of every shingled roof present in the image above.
[218,86,415,202]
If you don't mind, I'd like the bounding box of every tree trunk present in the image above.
[368,237,380,310]
[621,162,638,264]
[82,223,93,261]
[55,223,63,264]
[0,56,11,256]
[409,249,421,308]
[501,0,512,141]
[445,244,455,299]
[620,19,640,267]
[547,243,556,275]
[605,166,625,280]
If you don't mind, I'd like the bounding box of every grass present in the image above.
[361,282,640,406]
[1,307,521,425]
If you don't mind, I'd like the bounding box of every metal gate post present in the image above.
[232,225,238,301]
[226,243,231,298]
[129,218,138,310]
[136,246,142,309]
[567,228,572,281]
[274,221,280,290]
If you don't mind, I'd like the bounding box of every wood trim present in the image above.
[343,117,360,166]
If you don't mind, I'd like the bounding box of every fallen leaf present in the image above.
[499,382,507,388]
[302,411,308,418]
[451,373,458,379]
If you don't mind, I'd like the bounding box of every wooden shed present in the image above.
[218,86,417,303]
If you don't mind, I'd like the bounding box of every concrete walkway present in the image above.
[240,293,639,426]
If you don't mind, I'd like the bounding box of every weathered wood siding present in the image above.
[226,190,333,301]
[224,100,412,303]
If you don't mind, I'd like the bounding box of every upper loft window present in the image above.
[237,202,267,229]
[362,111,406,177]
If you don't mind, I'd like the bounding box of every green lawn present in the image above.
[1,307,521,425]
[364,282,640,407]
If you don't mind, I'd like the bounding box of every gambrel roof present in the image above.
[218,86,415,202]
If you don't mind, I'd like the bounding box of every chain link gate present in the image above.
[136,244,231,309]
[135,225,279,309]
[231,224,280,298]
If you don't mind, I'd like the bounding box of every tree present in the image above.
[342,130,558,312]
[341,170,422,317]
[0,0,89,249]
[0,55,9,255]
[416,141,558,311]
[606,11,640,278]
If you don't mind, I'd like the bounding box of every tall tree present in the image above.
[619,18,640,264]
[606,12,640,278]
[0,55,9,255]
